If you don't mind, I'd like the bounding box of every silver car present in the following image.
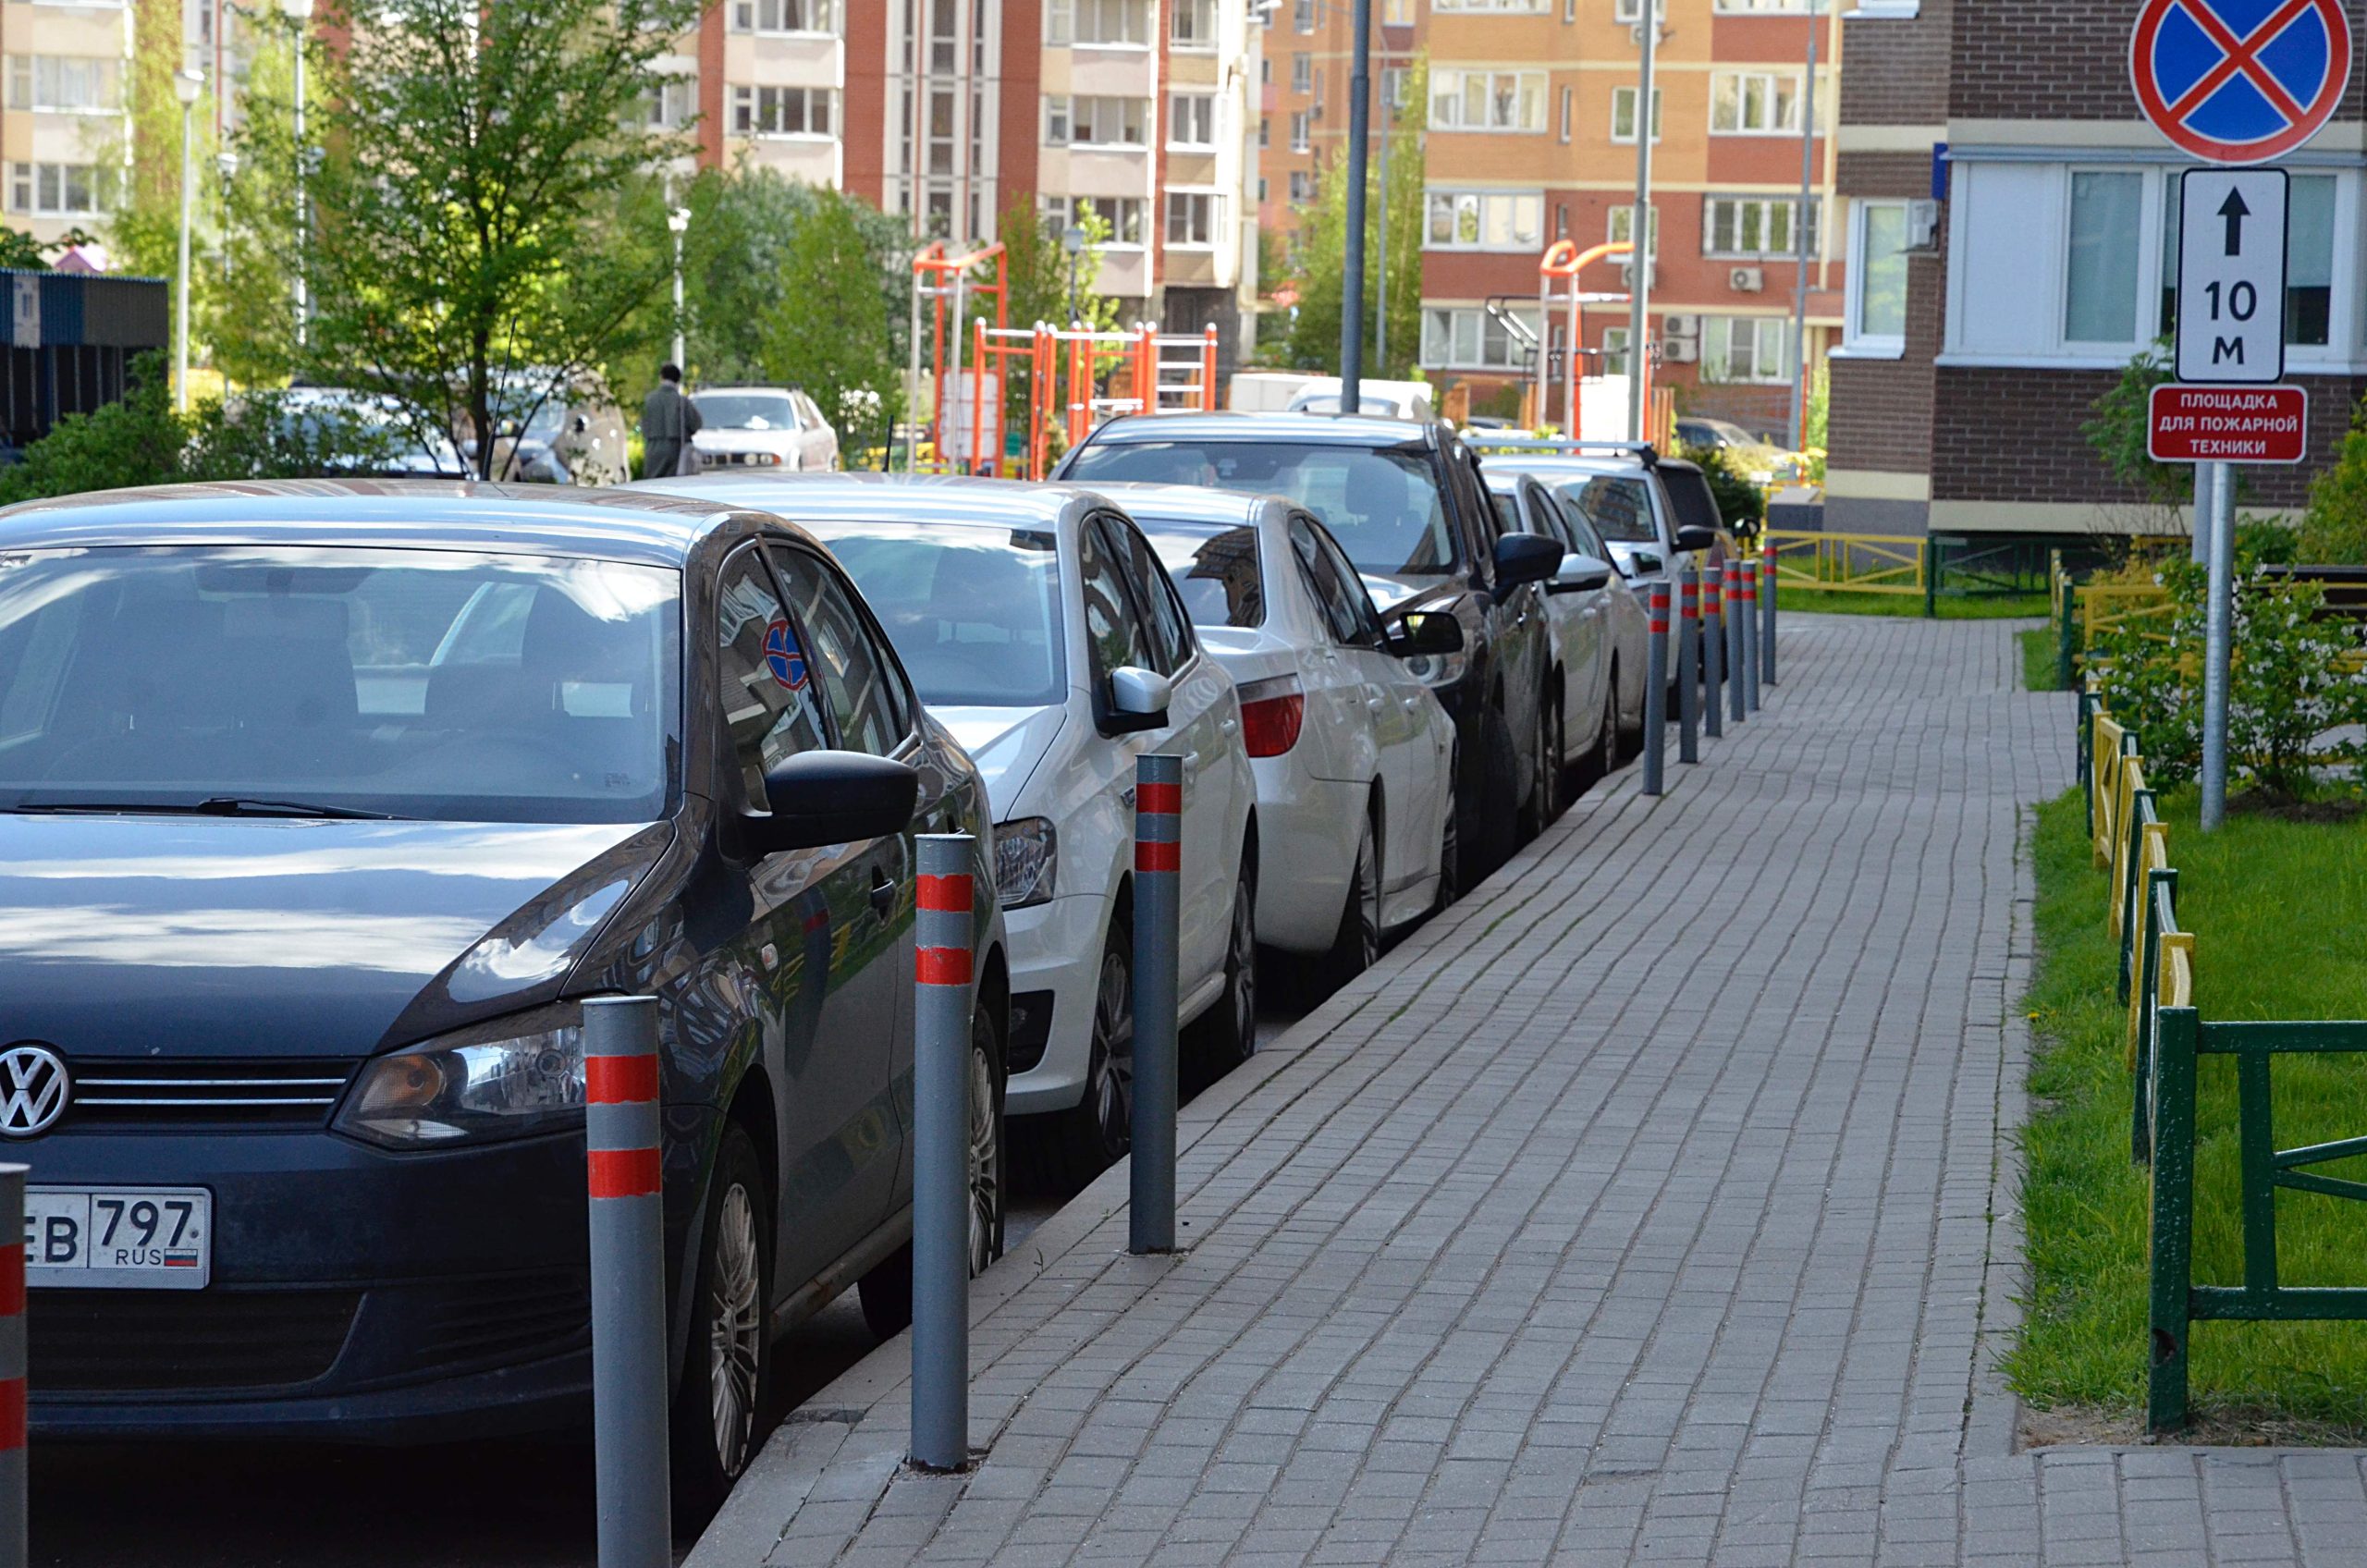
[693,386,841,474]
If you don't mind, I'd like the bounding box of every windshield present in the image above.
[1137,523,1264,630]
[806,522,1066,707]
[695,394,800,433]
[1551,476,1659,544]
[0,546,679,824]
[1066,440,1454,577]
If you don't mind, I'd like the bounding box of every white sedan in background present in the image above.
[1485,470,1645,791]
[692,387,840,473]
[635,472,1257,1185]
[1094,484,1456,990]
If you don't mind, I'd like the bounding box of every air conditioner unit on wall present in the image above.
[1662,313,1700,363]
[1728,265,1764,293]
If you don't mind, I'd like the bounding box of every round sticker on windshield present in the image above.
[763,619,809,691]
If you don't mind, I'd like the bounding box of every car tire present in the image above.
[1047,918,1134,1186]
[670,1122,772,1526]
[1321,812,1382,993]
[859,994,1007,1338]
[1536,689,1564,827]
[1474,705,1521,874]
[1188,857,1259,1077]
[1432,773,1461,914]
[1593,673,1621,785]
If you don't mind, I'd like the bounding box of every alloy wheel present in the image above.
[707,1181,764,1478]
[967,1013,1003,1278]
[1090,945,1133,1158]
[1352,828,1381,972]
[1226,874,1257,1047]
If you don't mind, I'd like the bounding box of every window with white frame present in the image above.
[1559,85,1573,142]
[1611,85,1661,143]
[1607,203,1661,259]
[1047,0,1150,46]
[1711,69,1803,134]
[1422,306,1541,370]
[1166,190,1221,246]
[1289,110,1311,152]
[1046,95,1149,147]
[1382,67,1411,111]
[7,162,109,217]
[1844,199,1908,355]
[1601,326,1631,377]
[1170,93,1216,147]
[1041,193,1147,246]
[1385,0,1415,19]
[731,84,834,137]
[1702,317,1789,383]
[1430,68,1547,132]
[1171,0,1217,46]
[1613,0,1668,18]
[640,73,695,129]
[1294,0,1316,30]
[1704,196,1821,259]
[1435,0,1551,9]
[1291,54,1312,92]
[4,55,119,114]
[1288,169,1315,202]
[729,0,837,32]
[1426,190,1544,251]
[1712,0,1824,10]
[2157,173,2336,346]
[2062,170,2140,345]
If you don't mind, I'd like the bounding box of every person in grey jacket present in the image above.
[641,363,702,479]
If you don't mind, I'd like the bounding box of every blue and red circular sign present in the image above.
[2132,0,2352,165]
[763,619,809,691]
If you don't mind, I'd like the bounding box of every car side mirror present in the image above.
[1100,666,1171,735]
[1492,533,1563,592]
[1385,609,1465,658]
[1551,553,1613,594]
[1674,525,1722,554]
[746,751,919,855]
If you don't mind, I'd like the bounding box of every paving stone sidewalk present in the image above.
[690,615,2367,1567]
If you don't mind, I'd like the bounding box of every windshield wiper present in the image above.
[5,797,395,820]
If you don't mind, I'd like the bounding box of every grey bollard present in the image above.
[1703,568,1724,741]
[1131,754,1182,1255]
[1725,560,1747,726]
[0,1164,21,1568]
[1760,541,1778,687]
[1740,556,1760,715]
[912,833,978,1471]
[584,997,669,1568]
[1642,582,1669,796]
[1677,566,1700,765]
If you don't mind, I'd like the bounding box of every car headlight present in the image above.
[335,1006,586,1148]
[1399,651,1469,691]
[994,817,1057,909]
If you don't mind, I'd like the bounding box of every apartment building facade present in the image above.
[1825,1,2367,538]
[0,0,136,249]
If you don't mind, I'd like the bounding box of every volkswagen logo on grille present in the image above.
[0,1045,68,1137]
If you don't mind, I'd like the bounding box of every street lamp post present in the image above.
[174,68,202,412]
[1062,224,1085,326]
[667,206,690,369]
[281,0,313,355]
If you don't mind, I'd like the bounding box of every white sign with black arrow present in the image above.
[2176,166,2288,385]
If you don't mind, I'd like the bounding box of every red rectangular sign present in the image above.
[2148,384,2309,464]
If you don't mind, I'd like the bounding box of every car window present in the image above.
[695,393,800,432]
[1287,517,1366,646]
[1139,521,1265,630]
[1556,476,1659,544]
[717,544,829,806]
[768,545,908,756]
[1552,493,1610,559]
[812,522,1065,708]
[1523,486,1575,549]
[1308,518,1387,647]
[1077,519,1155,682]
[1104,516,1193,676]
[1490,492,1520,539]
[1659,465,1725,533]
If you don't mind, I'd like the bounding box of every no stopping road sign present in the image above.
[2130,0,2352,165]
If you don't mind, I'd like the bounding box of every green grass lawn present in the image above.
[2010,789,2367,1433]
[1775,587,2054,619]
[2020,628,2062,692]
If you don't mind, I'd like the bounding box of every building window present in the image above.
[7,162,109,217]
[1291,54,1312,93]
[1294,0,1316,31]
[1702,317,1788,383]
[1289,111,1311,153]
[1601,326,1631,377]
[1167,190,1220,246]
[1559,85,1573,142]
[1434,0,1550,9]
[1613,0,1669,18]
[1042,193,1147,246]
[1712,0,1825,9]
[1426,190,1544,251]
[1845,198,1908,355]
[1258,114,1270,149]
[1382,67,1411,112]
[1711,69,1803,134]
[1421,306,1540,370]
[2063,170,2140,345]
[1611,86,1661,143]
[1430,68,1547,133]
[641,73,696,130]
[1047,0,1150,46]
[4,55,120,114]
[731,84,836,138]
[1385,0,1415,18]
[1045,95,1149,147]
[1258,177,1269,201]
[1288,170,1315,202]
[1170,93,1216,148]
[1704,196,1821,259]
[1171,0,1218,46]
[728,0,838,32]
[1607,203,1660,260]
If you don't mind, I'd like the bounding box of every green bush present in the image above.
[1679,443,1766,530]
[2298,403,2367,566]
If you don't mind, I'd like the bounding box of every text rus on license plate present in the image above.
[27,1188,212,1290]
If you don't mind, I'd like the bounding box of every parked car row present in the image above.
[0,407,1725,1523]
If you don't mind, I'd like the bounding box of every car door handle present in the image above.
[1220,717,1238,736]
[1183,751,1202,775]
[868,871,897,920]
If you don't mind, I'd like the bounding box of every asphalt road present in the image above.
[31,1008,1303,1567]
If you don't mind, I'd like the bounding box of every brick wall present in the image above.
[1837,0,1951,128]
[1827,153,1944,479]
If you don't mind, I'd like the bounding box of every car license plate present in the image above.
[27,1187,211,1290]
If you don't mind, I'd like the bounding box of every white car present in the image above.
[692,386,841,473]
[274,386,465,476]
[1092,484,1456,986]
[634,472,1257,1182]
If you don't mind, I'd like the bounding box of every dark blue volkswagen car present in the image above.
[0,481,1006,1513]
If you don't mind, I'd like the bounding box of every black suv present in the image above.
[1058,411,1563,879]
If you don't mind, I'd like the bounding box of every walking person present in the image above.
[641,363,702,479]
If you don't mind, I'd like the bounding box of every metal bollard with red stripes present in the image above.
[1677,565,1700,765]
[0,1164,22,1568]
[1131,754,1182,1256]
[1703,564,1724,741]
[1642,582,1669,797]
[583,996,668,1568]
[1724,559,1748,727]
[1760,538,1779,688]
[912,833,977,1472]
[1738,551,1761,715]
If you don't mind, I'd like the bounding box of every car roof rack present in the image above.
[1460,433,1662,467]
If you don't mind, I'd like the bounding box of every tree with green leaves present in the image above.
[759,188,908,465]
[1285,57,1426,379]
[289,0,703,475]
[211,28,309,389]
[0,230,45,272]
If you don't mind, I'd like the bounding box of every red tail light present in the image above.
[1238,675,1305,758]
